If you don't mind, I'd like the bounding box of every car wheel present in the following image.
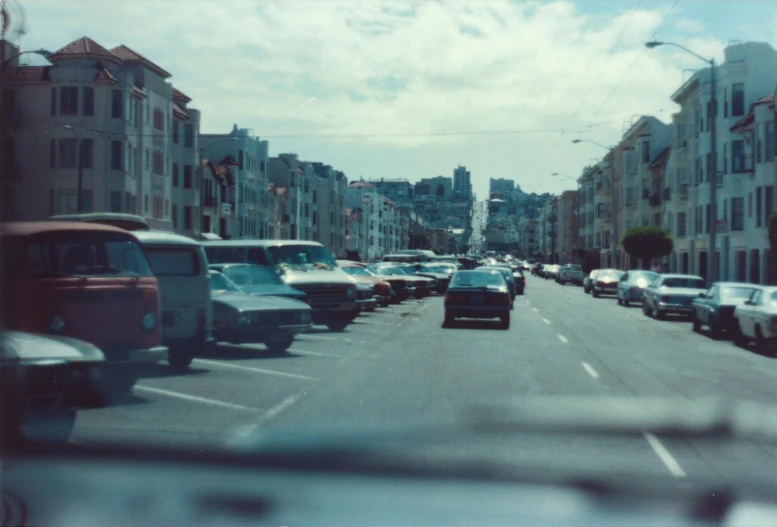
[755,325,770,354]
[733,320,747,346]
[326,319,351,332]
[265,336,295,355]
[499,314,510,330]
[592,290,599,298]
[168,342,196,371]
[560,280,566,285]
[692,313,701,332]
[623,297,630,307]
[617,295,623,306]
[18,407,77,445]
[654,306,664,320]
[444,313,455,327]
[642,301,651,317]
[709,320,722,339]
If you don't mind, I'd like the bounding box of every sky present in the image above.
[8,0,777,199]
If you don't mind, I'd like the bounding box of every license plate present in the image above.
[470,294,484,304]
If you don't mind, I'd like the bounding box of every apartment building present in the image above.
[1,36,199,231]
[453,165,472,201]
[310,162,347,257]
[268,153,313,241]
[556,190,578,264]
[577,165,596,256]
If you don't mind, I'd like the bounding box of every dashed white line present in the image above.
[581,362,599,379]
[542,317,551,324]
[644,433,686,477]
[354,320,398,326]
[532,307,538,312]
[557,334,568,344]
[135,385,260,412]
[193,359,316,380]
[289,348,347,358]
[262,394,301,421]
[298,334,339,341]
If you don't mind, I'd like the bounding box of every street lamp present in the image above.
[646,40,717,285]
[63,125,85,213]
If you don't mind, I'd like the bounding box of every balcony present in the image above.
[732,155,753,173]
[678,184,689,199]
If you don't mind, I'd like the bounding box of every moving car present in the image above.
[367,264,433,298]
[208,271,312,354]
[616,270,659,306]
[642,274,707,319]
[543,264,561,280]
[414,263,453,294]
[208,263,308,303]
[443,270,511,329]
[583,270,600,294]
[203,240,357,331]
[733,286,777,351]
[480,265,518,304]
[0,222,167,394]
[336,260,393,307]
[557,264,585,285]
[590,269,624,298]
[692,282,758,337]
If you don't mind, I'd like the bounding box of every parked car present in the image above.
[0,222,168,395]
[443,270,511,329]
[209,263,308,303]
[544,264,561,280]
[336,260,393,307]
[1,330,106,446]
[413,264,452,294]
[733,286,777,351]
[355,265,409,303]
[479,266,516,306]
[367,264,433,298]
[616,270,659,306]
[208,270,312,353]
[583,270,600,294]
[590,269,625,298]
[134,230,214,370]
[642,274,707,319]
[531,263,543,276]
[557,264,585,285]
[355,282,378,312]
[692,282,759,337]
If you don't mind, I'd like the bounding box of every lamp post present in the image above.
[63,125,84,213]
[646,40,717,285]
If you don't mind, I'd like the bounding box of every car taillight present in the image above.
[488,294,510,305]
[445,293,464,302]
[521,277,526,284]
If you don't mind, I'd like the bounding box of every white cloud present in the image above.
[13,0,747,197]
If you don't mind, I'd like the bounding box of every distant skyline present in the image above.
[10,0,777,199]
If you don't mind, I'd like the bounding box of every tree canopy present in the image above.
[621,226,673,263]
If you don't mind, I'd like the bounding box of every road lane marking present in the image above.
[542,317,550,324]
[644,433,686,477]
[532,308,538,312]
[193,359,316,380]
[298,334,338,340]
[289,348,347,358]
[228,394,305,445]
[263,394,301,421]
[557,334,568,344]
[581,362,599,379]
[354,320,398,326]
[135,385,260,412]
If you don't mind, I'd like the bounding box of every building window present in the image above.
[153,108,164,131]
[732,83,745,116]
[172,204,178,229]
[111,141,124,170]
[58,139,77,168]
[81,87,94,116]
[60,86,78,115]
[144,195,149,213]
[749,192,753,218]
[112,90,123,118]
[757,186,763,227]
[173,121,179,144]
[110,191,122,212]
[766,186,774,225]
[723,86,728,117]
[184,124,194,147]
[677,212,687,237]
[173,163,179,186]
[152,151,164,175]
[239,150,244,169]
[706,204,711,234]
[732,140,746,173]
[50,88,57,116]
[183,165,193,188]
[641,141,650,164]
[766,121,775,161]
[49,139,56,168]
[134,100,141,127]
[732,197,744,231]
[164,199,169,216]
[184,206,193,230]
[81,138,94,169]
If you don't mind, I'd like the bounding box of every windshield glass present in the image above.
[452,271,505,287]
[268,245,336,267]
[342,266,372,277]
[144,248,200,276]
[598,270,624,280]
[420,265,448,273]
[629,271,658,283]
[223,265,284,286]
[662,277,707,289]
[209,271,241,293]
[14,233,152,277]
[722,286,758,300]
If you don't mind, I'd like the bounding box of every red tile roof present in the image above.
[173,103,189,120]
[172,87,192,103]
[110,44,171,78]
[94,67,117,83]
[648,146,671,169]
[0,65,51,82]
[349,181,374,189]
[754,94,774,106]
[50,37,118,60]
[730,112,755,132]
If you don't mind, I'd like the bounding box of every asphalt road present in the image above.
[72,273,777,486]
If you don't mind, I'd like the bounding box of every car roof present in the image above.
[201,240,325,248]
[208,263,272,270]
[131,230,202,246]
[711,281,760,288]
[48,212,150,230]
[659,274,704,280]
[0,221,131,237]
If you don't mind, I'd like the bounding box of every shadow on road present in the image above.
[442,319,505,330]
[734,340,777,359]
[86,393,155,409]
[200,344,301,361]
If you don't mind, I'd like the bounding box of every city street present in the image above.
[74,274,777,484]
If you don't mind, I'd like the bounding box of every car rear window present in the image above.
[721,286,757,300]
[452,271,505,287]
[145,248,200,276]
[663,277,706,289]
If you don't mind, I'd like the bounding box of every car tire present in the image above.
[500,314,510,329]
[326,319,351,332]
[623,298,629,307]
[643,301,651,317]
[265,336,295,355]
[168,342,195,371]
[709,321,722,339]
[18,407,77,446]
[444,313,455,327]
[755,325,770,354]
[560,280,566,285]
[692,314,701,332]
[592,290,599,298]
[654,306,664,320]
[617,295,623,306]
[733,320,747,346]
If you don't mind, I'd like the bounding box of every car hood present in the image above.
[0,330,106,364]
[417,272,449,280]
[279,267,354,286]
[401,275,434,284]
[657,287,707,296]
[213,292,311,312]
[241,284,306,298]
[347,276,382,286]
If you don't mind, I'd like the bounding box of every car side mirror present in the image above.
[698,292,705,298]
[743,300,752,305]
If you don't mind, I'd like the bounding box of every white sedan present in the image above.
[733,286,777,351]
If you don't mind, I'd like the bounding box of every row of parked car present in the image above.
[0,215,462,447]
[532,261,777,353]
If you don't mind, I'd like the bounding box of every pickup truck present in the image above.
[557,264,585,285]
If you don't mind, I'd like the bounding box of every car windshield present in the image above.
[629,271,658,283]
[342,266,372,277]
[268,244,336,267]
[10,233,152,277]
[209,271,242,293]
[662,277,707,289]
[721,286,758,300]
[420,265,449,273]
[452,271,505,287]
[223,265,284,286]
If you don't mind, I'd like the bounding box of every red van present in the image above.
[0,222,168,393]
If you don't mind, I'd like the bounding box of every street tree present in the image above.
[621,225,673,269]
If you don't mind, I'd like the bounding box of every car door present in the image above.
[698,285,717,324]
[739,289,760,337]
[618,272,629,299]
[751,290,770,335]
